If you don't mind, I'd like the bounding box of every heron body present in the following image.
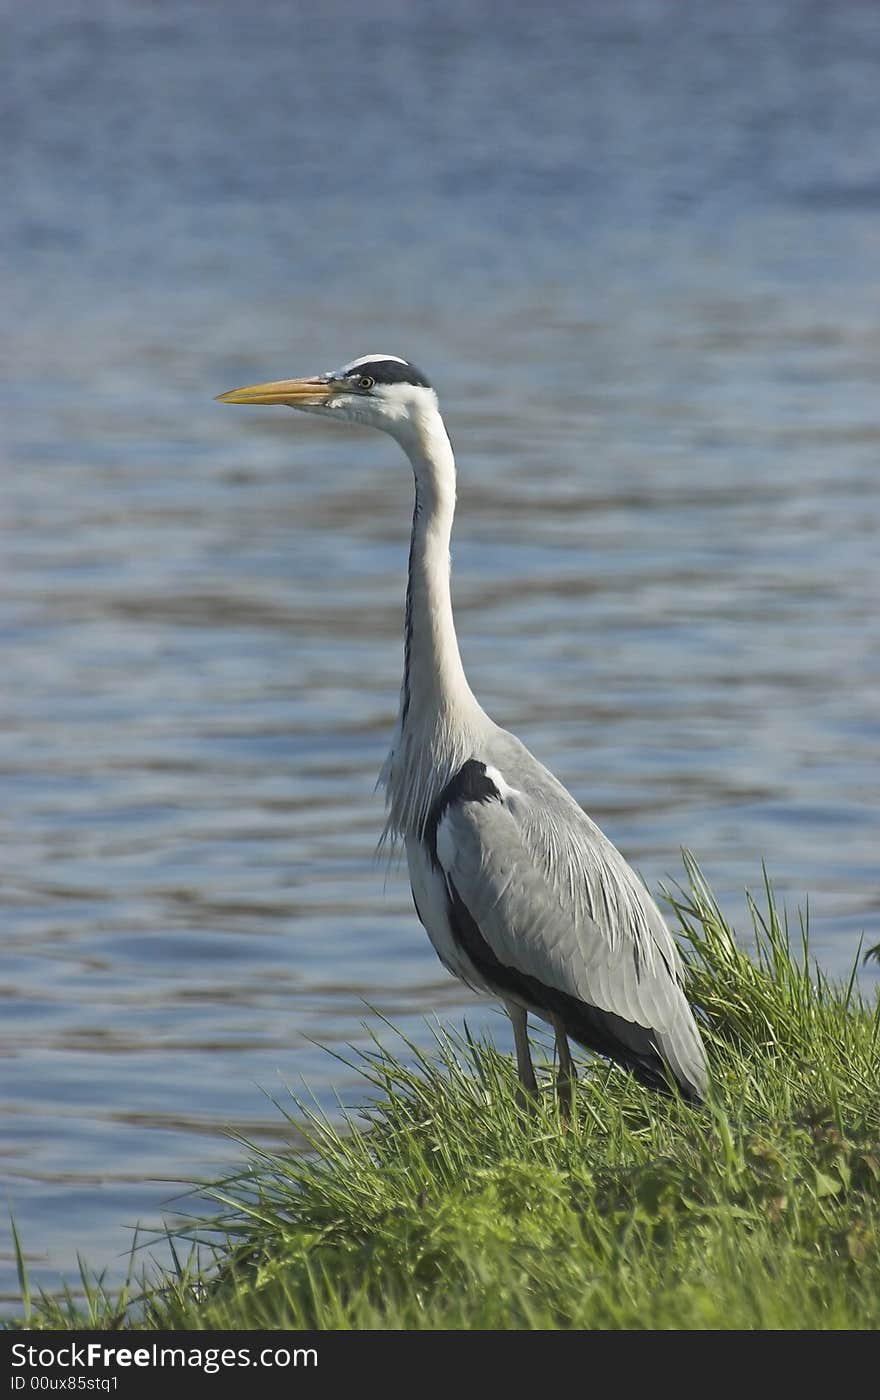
[218,355,708,1107]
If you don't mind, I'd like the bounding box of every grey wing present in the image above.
[432,759,708,1100]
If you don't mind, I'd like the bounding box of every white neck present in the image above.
[379,402,488,840]
[400,407,473,721]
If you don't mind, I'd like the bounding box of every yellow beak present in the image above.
[215,377,334,406]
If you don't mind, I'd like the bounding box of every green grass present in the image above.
[10,856,880,1330]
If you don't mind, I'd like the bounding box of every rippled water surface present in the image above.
[2,0,879,1305]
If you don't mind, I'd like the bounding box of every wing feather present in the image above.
[433,761,707,1099]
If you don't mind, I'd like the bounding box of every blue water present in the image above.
[2,0,879,1308]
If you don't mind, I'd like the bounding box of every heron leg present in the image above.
[552,1016,575,1122]
[506,1002,538,1101]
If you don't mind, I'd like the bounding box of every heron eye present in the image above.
[358,375,375,390]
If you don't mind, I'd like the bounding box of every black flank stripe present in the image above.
[445,877,685,1095]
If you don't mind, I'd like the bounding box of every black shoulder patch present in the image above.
[424,760,499,869]
[347,359,433,389]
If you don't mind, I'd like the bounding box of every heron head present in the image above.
[216,354,437,438]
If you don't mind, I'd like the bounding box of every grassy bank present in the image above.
[14,857,880,1330]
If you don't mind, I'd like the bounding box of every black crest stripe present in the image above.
[347,359,432,389]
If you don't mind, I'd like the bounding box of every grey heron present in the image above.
[217,354,708,1111]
